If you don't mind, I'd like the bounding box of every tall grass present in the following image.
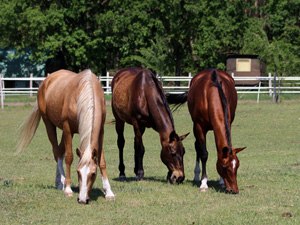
[0,101,299,224]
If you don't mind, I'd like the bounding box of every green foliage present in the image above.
[0,0,299,75]
[128,38,169,77]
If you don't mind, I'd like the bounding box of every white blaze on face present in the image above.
[78,165,90,202]
[232,159,237,170]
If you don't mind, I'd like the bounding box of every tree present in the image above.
[191,0,249,71]
[241,0,300,76]
[129,38,169,78]
[0,0,299,77]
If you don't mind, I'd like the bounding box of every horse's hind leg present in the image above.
[193,123,209,192]
[133,121,145,181]
[55,136,66,190]
[62,122,74,197]
[115,118,126,181]
[42,119,65,189]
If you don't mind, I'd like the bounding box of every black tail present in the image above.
[165,92,188,112]
[211,69,232,154]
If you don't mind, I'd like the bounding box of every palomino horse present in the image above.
[17,69,115,203]
[167,69,245,193]
[111,67,189,184]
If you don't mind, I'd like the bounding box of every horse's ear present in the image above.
[76,148,83,158]
[169,130,178,143]
[222,147,229,158]
[179,132,190,141]
[235,147,246,154]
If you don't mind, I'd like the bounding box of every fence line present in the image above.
[2,72,300,109]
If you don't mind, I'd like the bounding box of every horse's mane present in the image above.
[77,69,95,166]
[148,70,175,131]
[211,69,232,154]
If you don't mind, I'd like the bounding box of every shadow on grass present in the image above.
[34,184,106,202]
[72,186,106,202]
[112,176,167,183]
[186,179,226,193]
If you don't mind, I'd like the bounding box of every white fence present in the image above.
[1,72,300,109]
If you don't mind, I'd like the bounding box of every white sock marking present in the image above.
[102,177,115,198]
[56,158,66,190]
[200,177,208,189]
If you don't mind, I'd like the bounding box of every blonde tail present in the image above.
[16,102,41,154]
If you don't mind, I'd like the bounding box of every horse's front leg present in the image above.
[62,123,74,197]
[98,124,115,200]
[193,124,209,192]
[133,121,145,180]
[115,118,126,181]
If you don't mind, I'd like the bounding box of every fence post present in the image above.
[269,73,272,96]
[273,72,277,103]
[0,74,3,109]
[188,72,192,87]
[257,82,261,103]
[30,73,33,97]
[106,72,110,95]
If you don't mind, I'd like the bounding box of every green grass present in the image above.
[2,94,112,104]
[1,102,300,224]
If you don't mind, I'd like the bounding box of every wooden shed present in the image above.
[226,54,266,85]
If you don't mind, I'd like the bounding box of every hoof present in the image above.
[105,195,116,201]
[64,191,74,197]
[119,175,127,182]
[199,187,209,192]
[136,171,144,181]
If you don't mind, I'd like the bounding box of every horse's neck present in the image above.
[154,117,174,147]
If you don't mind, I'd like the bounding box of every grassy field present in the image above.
[0,99,300,224]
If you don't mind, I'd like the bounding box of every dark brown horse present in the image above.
[167,69,245,193]
[112,67,189,184]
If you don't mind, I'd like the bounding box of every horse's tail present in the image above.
[211,69,232,154]
[16,102,41,154]
[148,70,175,130]
[165,92,188,112]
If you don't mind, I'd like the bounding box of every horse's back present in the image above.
[38,69,104,132]
[112,68,154,124]
[188,69,237,128]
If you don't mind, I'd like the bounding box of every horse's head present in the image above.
[161,131,189,184]
[216,147,246,194]
[76,148,98,204]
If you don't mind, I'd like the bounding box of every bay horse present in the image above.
[17,69,115,203]
[111,67,189,184]
[167,69,245,193]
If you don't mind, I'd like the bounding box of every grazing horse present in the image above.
[111,67,189,184]
[167,69,245,193]
[17,69,115,203]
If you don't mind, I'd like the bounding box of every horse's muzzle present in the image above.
[77,198,90,204]
[225,189,239,194]
[168,170,185,184]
